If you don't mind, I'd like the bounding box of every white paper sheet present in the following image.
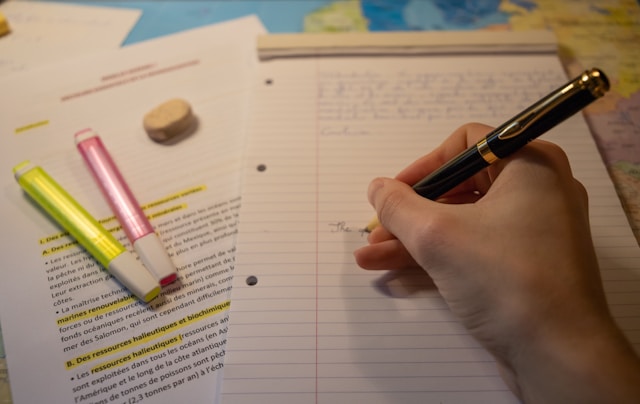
[221,54,640,403]
[0,16,265,404]
[0,1,140,75]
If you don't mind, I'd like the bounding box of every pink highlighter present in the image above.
[75,129,178,286]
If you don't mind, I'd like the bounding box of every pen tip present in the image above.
[364,217,380,233]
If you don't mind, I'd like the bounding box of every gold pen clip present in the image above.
[497,68,608,140]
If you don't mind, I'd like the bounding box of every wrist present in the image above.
[509,311,640,403]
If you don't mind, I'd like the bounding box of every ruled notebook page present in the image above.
[221,54,640,403]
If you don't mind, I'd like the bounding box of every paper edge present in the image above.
[257,30,557,60]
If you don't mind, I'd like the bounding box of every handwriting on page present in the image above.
[318,70,562,123]
[327,221,368,236]
[316,68,568,235]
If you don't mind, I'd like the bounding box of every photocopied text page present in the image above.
[221,54,640,403]
[0,1,141,74]
[0,17,264,404]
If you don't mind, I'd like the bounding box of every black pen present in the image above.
[366,68,609,232]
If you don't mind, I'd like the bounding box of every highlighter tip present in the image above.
[74,128,93,137]
[160,273,178,286]
[12,160,31,175]
[143,286,162,302]
[13,160,37,182]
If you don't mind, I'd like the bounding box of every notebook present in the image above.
[220,31,640,403]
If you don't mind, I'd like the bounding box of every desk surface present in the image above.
[1,1,639,402]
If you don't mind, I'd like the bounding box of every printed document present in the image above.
[0,16,264,404]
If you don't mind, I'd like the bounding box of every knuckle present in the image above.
[572,178,589,206]
[542,141,570,162]
[532,140,571,166]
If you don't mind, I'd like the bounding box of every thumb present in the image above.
[368,177,442,249]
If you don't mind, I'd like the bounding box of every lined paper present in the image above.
[221,53,640,403]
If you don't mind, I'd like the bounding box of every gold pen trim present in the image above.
[496,68,609,141]
[476,138,499,164]
[580,68,609,98]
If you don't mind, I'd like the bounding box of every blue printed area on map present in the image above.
[509,0,537,12]
[399,0,511,31]
[360,0,412,31]
[54,0,334,44]
[59,0,516,44]
[357,0,513,31]
[122,0,333,43]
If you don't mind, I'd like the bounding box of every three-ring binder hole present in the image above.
[257,164,267,172]
[246,276,258,286]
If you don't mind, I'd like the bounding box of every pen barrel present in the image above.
[486,86,600,158]
[15,165,124,267]
[76,134,153,242]
[410,69,608,201]
[412,146,489,199]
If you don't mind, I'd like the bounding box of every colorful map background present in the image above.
[2,0,639,402]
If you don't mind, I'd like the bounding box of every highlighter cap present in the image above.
[134,233,178,285]
[108,252,161,302]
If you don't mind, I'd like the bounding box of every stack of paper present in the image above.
[0,15,265,404]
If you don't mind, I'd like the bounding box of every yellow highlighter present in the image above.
[13,161,160,302]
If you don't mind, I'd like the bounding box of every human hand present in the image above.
[354,123,640,402]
